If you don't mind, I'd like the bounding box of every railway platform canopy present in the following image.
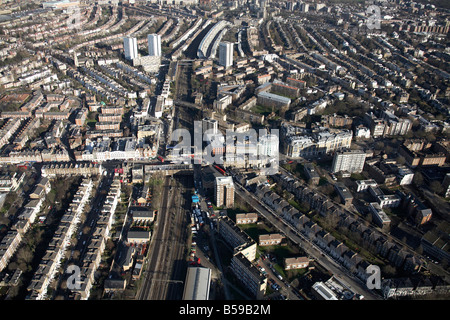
[182,266,212,300]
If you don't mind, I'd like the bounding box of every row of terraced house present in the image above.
[26,179,93,300]
[253,173,426,290]
[272,173,426,270]
[271,173,425,272]
[71,177,122,300]
[0,177,50,273]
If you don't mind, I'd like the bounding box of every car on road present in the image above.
[271,283,280,291]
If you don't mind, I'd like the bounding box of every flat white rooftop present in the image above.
[182,267,211,300]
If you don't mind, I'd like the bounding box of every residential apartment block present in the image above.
[123,37,138,60]
[147,33,161,57]
[282,124,353,158]
[303,163,320,185]
[229,252,267,299]
[355,179,378,192]
[369,202,391,229]
[217,215,257,262]
[334,183,353,206]
[219,41,233,68]
[257,91,291,109]
[331,150,366,174]
[365,111,412,138]
[215,176,235,208]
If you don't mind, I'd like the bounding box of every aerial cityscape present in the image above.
[0,0,449,304]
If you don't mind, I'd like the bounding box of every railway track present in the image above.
[137,174,191,300]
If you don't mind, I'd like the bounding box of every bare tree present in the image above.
[16,246,33,265]
[413,172,424,187]
[430,181,443,194]
[72,250,81,261]
[396,156,406,165]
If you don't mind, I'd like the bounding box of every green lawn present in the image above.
[251,104,275,116]
[239,223,272,241]
[259,245,304,278]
